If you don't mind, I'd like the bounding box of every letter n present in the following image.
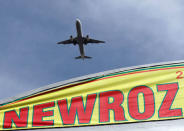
[3,107,29,129]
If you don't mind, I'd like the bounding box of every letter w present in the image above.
[57,94,96,125]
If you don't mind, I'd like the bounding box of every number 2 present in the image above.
[176,71,183,79]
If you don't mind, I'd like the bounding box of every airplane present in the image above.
[57,19,105,59]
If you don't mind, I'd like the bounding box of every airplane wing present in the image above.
[86,38,105,44]
[57,39,73,44]
[57,37,77,45]
[83,35,105,44]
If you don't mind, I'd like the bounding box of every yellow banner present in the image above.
[0,62,184,130]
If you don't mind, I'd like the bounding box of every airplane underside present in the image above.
[57,19,105,59]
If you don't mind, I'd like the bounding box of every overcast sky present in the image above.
[0,0,184,130]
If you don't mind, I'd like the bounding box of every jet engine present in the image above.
[73,42,77,45]
[86,35,89,41]
[70,35,73,41]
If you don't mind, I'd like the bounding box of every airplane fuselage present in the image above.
[57,19,105,59]
[76,19,85,58]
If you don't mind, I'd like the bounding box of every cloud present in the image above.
[1,0,184,130]
[0,0,184,97]
[1,0,184,99]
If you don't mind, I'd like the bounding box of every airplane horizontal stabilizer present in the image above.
[75,56,92,59]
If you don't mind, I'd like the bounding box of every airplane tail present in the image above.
[75,56,92,59]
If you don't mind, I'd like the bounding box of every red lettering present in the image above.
[99,91,125,122]
[176,71,184,79]
[33,102,55,127]
[157,83,182,118]
[128,86,155,120]
[3,107,29,129]
[57,94,96,125]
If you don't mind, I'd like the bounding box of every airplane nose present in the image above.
[76,19,81,24]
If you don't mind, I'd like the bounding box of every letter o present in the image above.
[128,86,155,120]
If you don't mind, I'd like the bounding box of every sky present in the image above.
[0,0,184,130]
